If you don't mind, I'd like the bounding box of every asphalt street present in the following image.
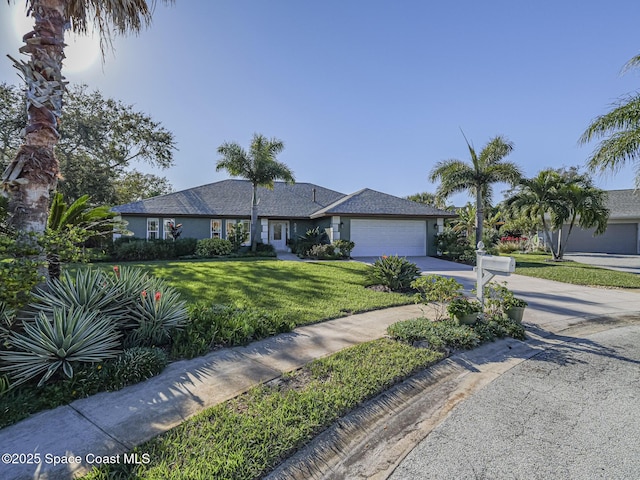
[389,324,640,480]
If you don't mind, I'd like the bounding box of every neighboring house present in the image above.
[555,189,640,254]
[112,179,456,256]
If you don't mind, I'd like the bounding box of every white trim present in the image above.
[210,219,222,238]
[269,220,289,251]
[163,218,175,240]
[146,218,159,240]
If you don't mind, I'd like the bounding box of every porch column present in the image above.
[331,216,341,242]
[261,218,269,244]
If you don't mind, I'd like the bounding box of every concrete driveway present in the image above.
[565,252,640,274]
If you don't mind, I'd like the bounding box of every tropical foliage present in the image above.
[430,134,522,245]
[505,168,609,260]
[216,134,295,252]
[1,266,187,388]
[1,1,172,241]
[366,255,420,291]
[46,192,128,279]
[580,54,640,188]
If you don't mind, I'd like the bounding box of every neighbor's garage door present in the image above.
[350,219,427,257]
[565,223,638,254]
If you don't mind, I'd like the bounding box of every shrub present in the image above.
[307,243,336,259]
[447,297,482,321]
[411,275,463,321]
[435,227,471,260]
[228,222,249,252]
[473,315,526,342]
[387,317,480,350]
[171,302,222,359]
[0,233,43,310]
[196,238,233,257]
[175,238,198,257]
[333,239,355,258]
[102,347,168,389]
[0,308,121,387]
[366,255,420,291]
[292,227,329,255]
[482,282,528,316]
[171,303,295,358]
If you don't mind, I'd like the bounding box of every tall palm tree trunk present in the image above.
[2,0,65,238]
[475,188,483,247]
[251,183,259,252]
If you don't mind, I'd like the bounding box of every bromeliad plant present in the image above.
[0,265,187,388]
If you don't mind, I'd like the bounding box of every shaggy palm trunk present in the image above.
[1,0,66,278]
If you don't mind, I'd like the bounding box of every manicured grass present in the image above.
[509,253,640,288]
[84,338,444,480]
[100,259,413,325]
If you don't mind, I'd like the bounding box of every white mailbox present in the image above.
[480,255,515,274]
[475,243,516,305]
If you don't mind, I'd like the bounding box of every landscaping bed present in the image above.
[82,314,525,480]
[0,260,412,429]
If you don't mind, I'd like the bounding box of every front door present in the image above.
[269,221,288,251]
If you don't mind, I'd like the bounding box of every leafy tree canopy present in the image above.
[0,82,175,205]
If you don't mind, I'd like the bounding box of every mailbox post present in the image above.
[475,242,515,305]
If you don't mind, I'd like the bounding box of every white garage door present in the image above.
[350,219,427,257]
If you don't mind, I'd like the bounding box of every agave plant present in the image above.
[0,308,121,387]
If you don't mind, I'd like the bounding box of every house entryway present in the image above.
[269,221,289,251]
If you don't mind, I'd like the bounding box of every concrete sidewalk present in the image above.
[1,258,639,479]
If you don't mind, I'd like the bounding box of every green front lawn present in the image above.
[84,338,445,480]
[98,259,412,326]
[510,253,640,288]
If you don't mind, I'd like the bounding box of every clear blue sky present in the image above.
[2,0,640,206]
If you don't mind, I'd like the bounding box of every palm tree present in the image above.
[1,0,171,246]
[46,192,126,280]
[451,203,477,237]
[505,170,567,259]
[580,54,640,186]
[429,134,522,246]
[506,169,609,260]
[405,191,449,210]
[216,134,295,252]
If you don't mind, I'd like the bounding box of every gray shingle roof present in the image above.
[112,180,345,218]
[310,188,457,218]
[112,180,455,219]
[606,189,640,219]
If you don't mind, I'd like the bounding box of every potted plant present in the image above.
[483,282,528,322]
[504,296,528,323]
[447,297,482,325]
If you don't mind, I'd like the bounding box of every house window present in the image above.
[226,219,251,245]
[147,218,159,240]
[211,219,222,238]
[163,218,175,240]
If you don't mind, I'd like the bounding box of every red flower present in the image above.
[113,265,120,278]
[141,290,147,298]
[155,291,162,302]
[382,255,388,259]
